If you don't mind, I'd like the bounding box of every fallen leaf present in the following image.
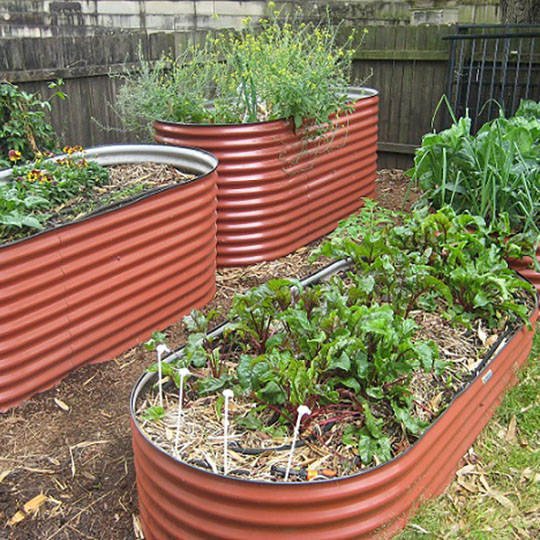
[408,523,430,534]
[478,476,517,512]
[525,503,540,515]
[0,470,12,483]
[484,333,498,347]
[7,510,25,526]
[478,324,488,345]
[457,476,478,493]
[505,415,517,442]
[521,467,534,482]
[54,398,69,411]
[489,491,517,511]
[457,464,477,476]
[24,493,48,514]
[429,391,443,411]
[133,514,144,539]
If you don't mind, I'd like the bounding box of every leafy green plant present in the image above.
[114,8,362,136]
[0,81,66,166]
[408,100,540,259]
[145,203,534,468]
[0,146,109,243]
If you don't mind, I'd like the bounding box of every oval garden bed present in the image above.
[130,203,538,539]
[0,144,218,410]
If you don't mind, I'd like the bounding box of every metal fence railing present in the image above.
[444,25,540,131]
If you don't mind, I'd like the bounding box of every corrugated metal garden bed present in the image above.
[0,144,218,411]
[129,204,538,539]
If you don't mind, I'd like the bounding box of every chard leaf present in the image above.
[258,380,287,405]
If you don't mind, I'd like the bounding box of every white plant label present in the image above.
[174,368,191,457]
[284,405,311,481]
[156,344,171,408]
[222,389,234,475]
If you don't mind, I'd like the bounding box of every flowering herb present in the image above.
[115,8,363,136]
[0,81,66,166]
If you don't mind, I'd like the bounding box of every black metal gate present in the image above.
[445,24,540,132]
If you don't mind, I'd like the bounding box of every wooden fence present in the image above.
[1,25,456,169]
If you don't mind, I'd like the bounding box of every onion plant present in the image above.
[408,100,540,257]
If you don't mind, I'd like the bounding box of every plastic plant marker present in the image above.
[285,405,312,481]
[156,344,171,408]
[222,389,234,475]
[174,368,191,457]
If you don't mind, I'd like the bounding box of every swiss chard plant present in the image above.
[145,202,534,468]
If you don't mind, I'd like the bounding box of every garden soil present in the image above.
[0,169,418,539]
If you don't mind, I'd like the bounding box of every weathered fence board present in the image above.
[1,25,455,169]
[352,24,454,168]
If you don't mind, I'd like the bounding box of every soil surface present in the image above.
[0,170,419,539]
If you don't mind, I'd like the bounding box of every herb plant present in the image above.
[115,8,360,135]
[145,203,534,469]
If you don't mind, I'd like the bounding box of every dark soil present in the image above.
[0,169,419,539]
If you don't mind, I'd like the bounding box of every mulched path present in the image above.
[0,169,419,539]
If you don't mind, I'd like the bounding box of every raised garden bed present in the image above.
[0,144,218,410]
[154,88,379,267]
[129,205,538,538]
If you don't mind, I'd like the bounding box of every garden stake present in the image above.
[156,344,170,408]
[285,405,311,481]
[174,368,190,457]
[222,389,234,475]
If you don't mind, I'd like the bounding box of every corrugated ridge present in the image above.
[154,92,379,266]
[508,246,540,295]
[2,195,215,327]
[0,166,218,411]
[130,290,536,539]
[1,185,215,355]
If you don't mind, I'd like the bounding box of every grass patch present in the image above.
[395,327,540,539]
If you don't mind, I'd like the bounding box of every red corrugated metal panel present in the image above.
[154,88,378,267]
[0,145,218,411]
[508,246,540,295]
[130,272,537,539]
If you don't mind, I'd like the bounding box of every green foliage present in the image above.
[115,10,361,136]
[0,81,66,166]
[319,203,533,328]
[144,331,168,352]
[148,203,533,467]
[407,100,540,251]
[0,149,109,243]
[142,405,165,422]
